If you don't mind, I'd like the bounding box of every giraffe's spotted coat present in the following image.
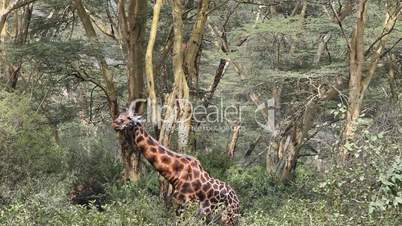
[112,112,240,226]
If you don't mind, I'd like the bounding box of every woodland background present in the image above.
[0,0,401,225]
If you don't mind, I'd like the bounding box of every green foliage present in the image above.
[0,90,64,190]
[370,158,402,213]
[0,176,168,226]
[6,40,92,72]
[61,122,122,183]
[196,150,233,180]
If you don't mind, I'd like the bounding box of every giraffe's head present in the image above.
[112,102,144,131]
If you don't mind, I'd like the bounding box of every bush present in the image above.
[0,91,64,192]
[370,157,402,213]
[61,121,122,184]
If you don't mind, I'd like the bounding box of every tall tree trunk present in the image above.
[7,4,31,89]
[183,0,209,89]
[387,54,398,103]
[116,0,148,182]
[267,76,344,183]
[145,0,162,128]
[338,0,367,161]
[338,1,401,160]
[126,0,146,107]
[0,0,36,35]
[158,0,192,200]
[227,121,240,159]
[73,0,145,182]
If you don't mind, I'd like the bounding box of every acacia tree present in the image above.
[338,0,402,160]
[0,0,35,89]
[73,0,149,182]
[183,0,209,89]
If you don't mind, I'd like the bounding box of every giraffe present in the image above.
[112,110,240,226]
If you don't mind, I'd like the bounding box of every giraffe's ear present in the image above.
[127,102,136,118]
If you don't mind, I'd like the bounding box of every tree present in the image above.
[183,0,209,89]
[338,0,402,160]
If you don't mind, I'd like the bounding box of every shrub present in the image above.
[0,91,64,192]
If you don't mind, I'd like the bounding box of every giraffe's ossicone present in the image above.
[112,110,240,226]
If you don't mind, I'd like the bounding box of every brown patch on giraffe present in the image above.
[196,191,206,201]
[147,138,156,145]
[147,154,157,163]
[200,175,206,183]
[202,183,211,192]
[181,182,192,193]
[161,155,171,164]
[184,166,193,180]
[207,189,214,198]
[191,180,201,191]
[149,147,157,153]
[190,161,198,167]
[193,170,200,178]
[136,136,144,143]
[213,184,218,189]
[178,194,185,201]
[173,160,184,173]
[157,146,166,154]
[180,158,189,164]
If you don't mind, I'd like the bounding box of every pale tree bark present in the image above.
[338,0,367,161]
[145,0,162,128]
[387,54,398,103]
[117,0,146,109]
[158,0,192,200]
[314,33,331,65]
[169,0,191,153]
[183,0,209,89]
[0,0,36,34]
[1,0,12,83]
[0,0,33,89]
[267,76,344,183]
[227,121,240,159]
[116,0,148,182]
[73,0,147,182]
[338,1,402,161]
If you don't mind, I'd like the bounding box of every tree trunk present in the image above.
[171,0,191,153]
[227,121,241,159]
[267,77,344,183]
[184,0,209,89]
[314,33,331,65]
[338,1,401,160]
[387,54,398,103]
[0,1,32,90]
[73,0,144,182]
[145,0,162,128]
[158,0,192,201]
[116,0,148,182]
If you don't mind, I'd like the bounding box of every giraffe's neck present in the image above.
[130,125,179,182]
